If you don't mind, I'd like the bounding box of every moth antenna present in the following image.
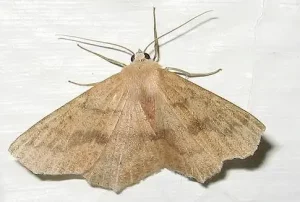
[165,67,222,78]
[56,34,135,55]
[152,7,160,62]
[144,10,213,52]
[77,44,127,68]
[58,37,132,56]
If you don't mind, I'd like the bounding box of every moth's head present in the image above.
[131,49,151,62]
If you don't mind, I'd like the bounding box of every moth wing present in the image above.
[9,73,130,175]
[83,94,165,193]
[156,70,265,183]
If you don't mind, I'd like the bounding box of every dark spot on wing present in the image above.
[171,97,188,109]
[67,130,110,148]
[187,117,211,135]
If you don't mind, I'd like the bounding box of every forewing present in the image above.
[9,73,129,175]
[83,94,164,193]
[156,69,265,183]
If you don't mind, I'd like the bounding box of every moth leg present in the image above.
[68,80,101,86]
[152,7,160,62]
[165,67,222,78]
[77,44,127,68]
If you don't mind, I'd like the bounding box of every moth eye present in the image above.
[144,53,151,59]
[130,55,135,62]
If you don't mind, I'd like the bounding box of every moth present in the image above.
[9,8,266,193]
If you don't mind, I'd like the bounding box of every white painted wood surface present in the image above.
[1,0,299,201]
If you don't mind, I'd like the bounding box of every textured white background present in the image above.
[1,0,300,201]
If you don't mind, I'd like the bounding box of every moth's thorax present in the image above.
[122,60,162,79]
[121,60,162,98]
